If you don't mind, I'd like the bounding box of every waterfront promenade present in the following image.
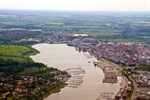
[94,58,130,100]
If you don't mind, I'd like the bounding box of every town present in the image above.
[0,44,70,100]
[0,63,70,100]
[0,10,149,100]
[0,28,150,99]
[53,34,150,100]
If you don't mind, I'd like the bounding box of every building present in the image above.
[103,71,118,83]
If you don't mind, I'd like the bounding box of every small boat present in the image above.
[88,61,91,63]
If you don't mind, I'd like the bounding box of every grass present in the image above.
[0,56,30,63]
[89,32,121,36]
[0,45,39,63]
[103,38,150,44]
[99,38,145,43]
[0,45,31,56]
[81,29,122,37]
[137,65,150,72]
[97,29,122,33]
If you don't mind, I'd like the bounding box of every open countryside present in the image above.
[0,10,149,100]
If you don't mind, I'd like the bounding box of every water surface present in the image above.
[30,43,121,100]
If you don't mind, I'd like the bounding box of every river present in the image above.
[30,43,121,100]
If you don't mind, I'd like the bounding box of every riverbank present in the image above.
[0,44,70,100]
[31,43,121,100]
[93,59,128,99]
[93,60,118,83]
[98,59,134,100]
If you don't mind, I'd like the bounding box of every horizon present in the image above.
[1,9,149,13]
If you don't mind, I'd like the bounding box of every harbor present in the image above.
[93,60,118,83]
[65,67,85,88]
[96,92,115,100]
[31,43,122,100]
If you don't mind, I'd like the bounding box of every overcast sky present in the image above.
[1,0,149,11]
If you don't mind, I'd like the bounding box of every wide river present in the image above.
[30,43,121,100]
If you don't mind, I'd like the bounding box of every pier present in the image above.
[65,67,85,88]
[96,92,115,100]
[93,60,118,83]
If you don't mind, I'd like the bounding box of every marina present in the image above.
[31,43,122,100]
[96,92,115,100]
[65,67,85,88]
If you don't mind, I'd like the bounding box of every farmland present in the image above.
[0,10,150,44]
[0,10,149,100]
[0,45,70,100]
[0,45,39,63]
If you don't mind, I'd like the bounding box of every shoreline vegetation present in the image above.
[0,10,149,100]
[0,45,70,100]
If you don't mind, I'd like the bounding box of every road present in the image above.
[100,58,137,100]
[128,75,137,100]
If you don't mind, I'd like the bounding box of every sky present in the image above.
[0,0,150,11]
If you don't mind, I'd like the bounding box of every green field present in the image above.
[0,44,70,99]
[0,45,39,63]
[0,10,150,44]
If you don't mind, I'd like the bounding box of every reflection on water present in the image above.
[30,43,121,100]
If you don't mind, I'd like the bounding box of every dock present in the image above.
[65,67,85,88]
[93,61,118,83]
[96,92,115,100]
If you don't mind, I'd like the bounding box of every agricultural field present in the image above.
[0,10,149,100]
[0,45,39,63]
[0,10,149,44]
[0,45,70,100]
